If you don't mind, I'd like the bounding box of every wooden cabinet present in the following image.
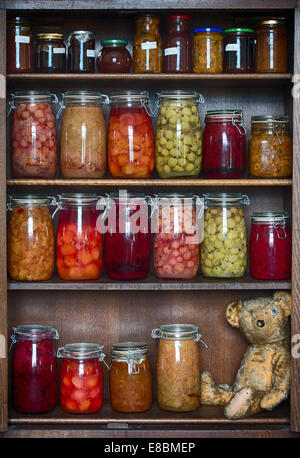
[1,0,300,438]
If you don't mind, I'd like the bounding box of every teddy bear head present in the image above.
[225,291,292,345]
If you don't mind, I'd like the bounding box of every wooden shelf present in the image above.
[7,275,291,291]
[8,402,289,426]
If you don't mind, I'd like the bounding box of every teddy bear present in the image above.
[201,291,291,420]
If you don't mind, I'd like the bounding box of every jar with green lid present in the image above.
[97,40,132,73]
[224,27,255,73]
[201,193,249,278]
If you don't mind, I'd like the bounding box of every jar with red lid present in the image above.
[104,193,150,280]
[57,343,105,414]
[202,110,246,179]
[7,17,33,73]
[163,15,192,73]
[97,40,132,73]
[107,91,155,178]
[9,90,58,178]
[250,212,291,280]
[56,194,103,281]
[11,324,59,414]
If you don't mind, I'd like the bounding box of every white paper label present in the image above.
[53,48,66,54]
[15,35,30,44]
[164,47,178,56]
[87,49,96,57]
[141,41,157,50]
[225,43,240,52]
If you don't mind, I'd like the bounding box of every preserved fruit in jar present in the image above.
[35,33,66,73]
[110,342,152,413]
[60,91,107,178]
[224,28,255,73]
[193,28,223,74]
[97,40,132,73]
[104,194,150,280]
[202,110,246,179]
[249,116,292,178]
[155,91,203,178]
[56,194,103,280]
[152,324,204,412]
[7,17,33,73]
[250,212,291,280]
[10,91,58,178]
[133,15,162,73]
[58,343,105,414]
[164,15,192,73]
[8,195,55,281]
[201,193,249,278]
[11,325,59,414]
[255,20,288,73]
[153,194,200,279]
[67,31,96,73]
[108,91,154,178]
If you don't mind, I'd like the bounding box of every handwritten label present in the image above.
[87,49,96,58]
[225,43,240,52]
[15,35,30,44]
[53,48,65,54]
[141,41,157,51]
[164,47,178,56]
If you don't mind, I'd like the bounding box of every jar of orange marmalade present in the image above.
[133,15,162,73]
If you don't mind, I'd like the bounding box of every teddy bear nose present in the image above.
[257,320,265,328]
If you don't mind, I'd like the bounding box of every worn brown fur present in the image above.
[201,291,291,419]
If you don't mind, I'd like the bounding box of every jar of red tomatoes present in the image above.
[56,194,103,281]
[153,194,202,279]
[57,343,105,414]
[103,193,150,280]
[9,90,58,178]
[250,212,291,280]
[202,110,246,179]
[107,91,155,178]
[11,324,59,414]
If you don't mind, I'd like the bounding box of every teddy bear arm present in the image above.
[260,347,290,410]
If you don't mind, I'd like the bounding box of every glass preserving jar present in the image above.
[249,116,292,178]
[59,91,107,178]
[56,194,103,280]
[155,91,203,178]
[193,27,223,74]
[107,91,155,178]
[255,20,288,73]
[104,193,150,280]
[7,16,33,73]
[153,194,201,279]
[133,15,162,73]
[110,342,152,413]
[152,324,206,412]
[97,40,132,73]
[202,110,246,178]
[57,343,105,414]
[201,193,249,278]
[163,15,192,73]
[11,325,59,414]
[7,195,55,281]
[224,27,255,73]
[9,90,58,178]
[250,212,291,280]
[35,33,66,73]
[67,30,96,73]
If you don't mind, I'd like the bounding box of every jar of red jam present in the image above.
[202,110,246,179]
[97,40,132,73]
[11,324,59,414]
[7,17,33,73]
[57,343,105,414]
[56,194,103,281]
[163,14,192,73]
[250,212,291,280]
[104,193,150,280]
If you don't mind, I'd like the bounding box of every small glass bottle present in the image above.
[224,27,255,73]
[97,40,132,73]
[133,15,162,73]
[164,14,192,73]
[255,20,288,73]
[35,33,66,73]
[67,30,96,73]
[7,16,33,73]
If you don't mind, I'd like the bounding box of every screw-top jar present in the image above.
[97,40,132,73]
[255,19,288,73]
[250,212,291,280]
[202,110,246,178]
[57,343,105,414]
[224,27,255,73]
[110,342,152,413]
[164,15,192,73]
[35,33,67,73]
[67,30,96,73]
[193,27,223,73]
[7,16,33,73]
[133,15,162,73]
[11,325,59,414]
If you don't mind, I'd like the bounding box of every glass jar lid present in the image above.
[251,115,289,124]
[158,90,204,103]
[11,325,59,341]
[205,110,244,121]
[101,39,128,46]
[8,194,52,207]
[111,342,149,360]
[9,16,31,26]
[36,33,64,40]
[193,27,223,33]
[258,19,286,27]
[204,192,250,207]
[62,90,108,105]
[109,90,150,105]
[251,211,289,222]
[224,27,254,34]
[152,324,200,340]
[10,90,54,104]
[57,193,99,207]
[69,30,95,40]
[57,343,105,360]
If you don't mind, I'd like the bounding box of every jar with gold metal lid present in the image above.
[255,19,288,73]
[35,33,66,73]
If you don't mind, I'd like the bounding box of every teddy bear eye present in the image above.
[271,309,278,316]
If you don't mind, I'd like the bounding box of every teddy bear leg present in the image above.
[201,371,233,406]
[224,386,259,419]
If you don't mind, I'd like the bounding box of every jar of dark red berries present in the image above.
[202,110,246,179]
[250,212,291,280]
[10,324,59,414]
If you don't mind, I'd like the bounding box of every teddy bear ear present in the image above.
[226,301,242,328]
[273,291,292,317]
